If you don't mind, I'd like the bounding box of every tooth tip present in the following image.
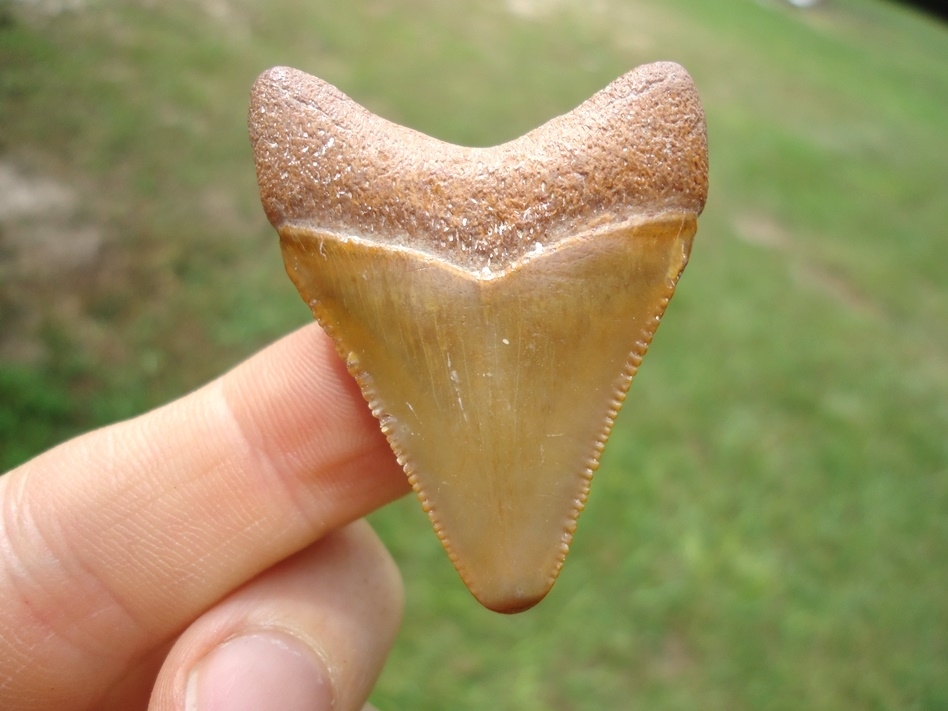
[477,590,550,615]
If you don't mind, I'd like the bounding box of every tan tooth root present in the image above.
[249,62,708,613]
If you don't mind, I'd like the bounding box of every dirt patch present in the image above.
[733,210,883,320]
[656,630,695,680]
[733,212,792,251]
[504,0,663,59]
[0,160,105,362]
[7,0,86,15]
[506,0,583,18]
[0,161,103,275]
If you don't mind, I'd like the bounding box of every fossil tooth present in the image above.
[249,62,708,613]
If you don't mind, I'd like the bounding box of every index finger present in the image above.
[0,323,409,711]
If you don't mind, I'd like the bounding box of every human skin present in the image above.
[0,323,411,711]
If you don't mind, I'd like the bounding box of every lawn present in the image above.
[1,0,946,708]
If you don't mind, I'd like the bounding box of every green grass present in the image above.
[2,0,947,708]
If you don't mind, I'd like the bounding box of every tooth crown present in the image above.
[250,63,708,613]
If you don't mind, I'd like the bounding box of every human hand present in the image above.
[0,324,411,711]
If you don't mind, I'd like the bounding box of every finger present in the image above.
[149,520,402,711]
[0,323,410,711]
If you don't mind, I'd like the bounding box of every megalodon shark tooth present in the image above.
[249,62,708,613]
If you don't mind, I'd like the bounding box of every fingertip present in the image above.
[185,632,333,711]
[151,521,403,711]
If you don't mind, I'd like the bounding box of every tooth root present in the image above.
[250,61,708,612]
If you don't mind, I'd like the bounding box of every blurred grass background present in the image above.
[1,0,946,708]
